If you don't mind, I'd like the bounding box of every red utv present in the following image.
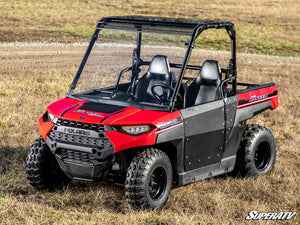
[26,16,278,209]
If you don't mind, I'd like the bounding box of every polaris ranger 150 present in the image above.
[26,16,278,209]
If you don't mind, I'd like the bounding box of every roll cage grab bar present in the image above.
[67,16,237,112]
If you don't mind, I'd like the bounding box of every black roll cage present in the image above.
[67,16,237,112]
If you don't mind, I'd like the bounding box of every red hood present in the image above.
[47,98,178,127]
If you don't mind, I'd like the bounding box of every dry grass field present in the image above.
[0,43,299,224]
[0,0,299,56]
[0,0,299,224]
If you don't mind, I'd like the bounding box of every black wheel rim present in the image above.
[149,166,167,200]
[254,141,271,171]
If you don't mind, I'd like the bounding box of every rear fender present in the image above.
[234,84,278,125]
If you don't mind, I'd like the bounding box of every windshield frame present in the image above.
[66,16,236,112]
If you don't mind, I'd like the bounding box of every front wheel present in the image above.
[235,124,277,176]
[125,148,172,209]
[26,136,70,190]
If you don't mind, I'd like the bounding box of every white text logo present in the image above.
[245,211,296,220]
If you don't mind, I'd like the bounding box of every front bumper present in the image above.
[45,118,114,181]
[54,150,112,181]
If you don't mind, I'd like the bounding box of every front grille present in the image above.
[56,119,104,132]
[47,119,114,163]
[57,149,97,165]
[48,130,112,149]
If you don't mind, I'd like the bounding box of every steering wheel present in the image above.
[151,84,174,103]
[174,92,183,109]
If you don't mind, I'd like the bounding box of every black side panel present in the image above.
[156,123,184,144]
[222,95,242,158]
[224,96,238,130]
[180,100,224,171]
[234,100,272,126]
[178,155,236,186]
[78,102,125,113]
[185,131,223,170]
[156,123,185,176]
[223,125,244,158]
[223,100,272,157]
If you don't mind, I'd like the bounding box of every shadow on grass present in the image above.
[0,144,247,213]
[0,145,28,174]
[0,145,126,212]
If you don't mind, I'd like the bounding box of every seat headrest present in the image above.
[148,55,170,75]
[200,60,221,86]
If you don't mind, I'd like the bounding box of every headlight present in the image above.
[117,125,152,136]
[48,111,58,123]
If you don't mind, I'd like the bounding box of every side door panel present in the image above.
[180,100,225,171]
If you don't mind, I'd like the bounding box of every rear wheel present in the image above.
[235,124,276,176]
[125,148,172,209]
[26,136,70,190]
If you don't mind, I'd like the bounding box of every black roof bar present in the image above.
[97,16,234,36]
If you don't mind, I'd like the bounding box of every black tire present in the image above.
[26,136,70,190]
[125,148,172,209]
[235,124,276,176]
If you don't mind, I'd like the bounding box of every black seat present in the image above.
[183,71,202,108]
[184,60,222,107]
[134,55,173,104]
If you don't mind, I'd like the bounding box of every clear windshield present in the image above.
[72,29,189,109]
